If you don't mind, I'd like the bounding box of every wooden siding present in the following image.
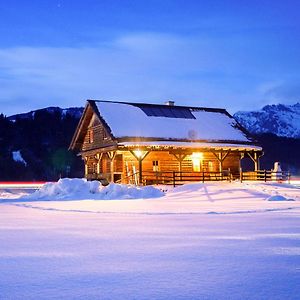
[84,150,242,183]
[82,114,116,152]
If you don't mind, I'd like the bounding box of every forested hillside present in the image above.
[0,107,83,180]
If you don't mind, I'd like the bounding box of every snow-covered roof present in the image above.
[118,141,262,151]
[92,100,252,143]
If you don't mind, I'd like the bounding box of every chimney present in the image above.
[165,100,175,106]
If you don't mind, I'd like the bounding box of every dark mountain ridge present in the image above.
[8,106,84,122]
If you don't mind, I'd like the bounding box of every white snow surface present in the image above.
[1,181,300,299]
[12,150,27,165]
[96,101,250,142]
[21,178,164,201]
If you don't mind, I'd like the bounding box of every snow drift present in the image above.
[266,195,295,201]
[21,178,164,201]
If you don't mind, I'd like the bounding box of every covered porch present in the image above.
[83,141,263,185]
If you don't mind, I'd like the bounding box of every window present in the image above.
[153,160,159,172]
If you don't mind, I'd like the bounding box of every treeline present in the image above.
[0,109,83,181]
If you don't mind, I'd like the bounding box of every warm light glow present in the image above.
[133,149,143,158]
[191,152,203,160]
[191,152,203,172]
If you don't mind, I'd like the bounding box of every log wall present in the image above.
[84,150,242,182]
[82,115,116,152]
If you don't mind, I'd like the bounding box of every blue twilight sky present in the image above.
[0,0,299,115]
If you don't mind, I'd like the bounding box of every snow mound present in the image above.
[172,183,205,193]
[21,178,164,201]
[267,195,295,202]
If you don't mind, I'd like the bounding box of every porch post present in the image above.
[254,152,260,171]
[239,152,245,177]
[96,153,103,175]
[218,153,223,173]
[107,151,116,182]
[211,150,231,174]
[130,150,150,185]
[248,152,260,171]
[172,153,187,179]
[138,159,143,184]
[84,156,88,178]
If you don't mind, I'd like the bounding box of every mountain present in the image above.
[234,103,300,138]
[8,106,84,122]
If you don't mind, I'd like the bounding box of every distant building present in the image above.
[69,100,262,184]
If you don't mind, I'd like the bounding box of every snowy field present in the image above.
[1,180,300,300]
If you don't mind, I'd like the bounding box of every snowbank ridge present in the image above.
[21,178,164,201]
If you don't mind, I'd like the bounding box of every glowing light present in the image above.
[133,149,143,158]
[191,152,203,172]
[191,152,203,160]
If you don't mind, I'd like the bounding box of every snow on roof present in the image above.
[94,101,251,143]
[118,141,262,151]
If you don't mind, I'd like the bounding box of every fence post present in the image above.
[288,171,291,184]
[264,170,267,182]
[173,171,176,187]
[202,172,205,183]
[228,168,231,182]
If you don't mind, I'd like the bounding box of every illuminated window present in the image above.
[153,161,159,171]
[208,161,214,172]
[191,152,203,172]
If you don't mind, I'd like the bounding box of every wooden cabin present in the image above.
[69,100,263,184]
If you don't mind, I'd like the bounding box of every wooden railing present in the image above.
[141,171,232,186]
[87,170,292,186]
[240,170,291,183]
[141,170,292,186]
[115,172,139,185]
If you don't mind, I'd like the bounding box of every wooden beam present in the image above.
[221,150,231,161]
[171,153,187,176]
[129,150,149,161]
[84,156,88,178]
[254,152,260,171]
[210,150,231,172]
[96,153,103,174]
[79,144,118,157]
[129,150,150,184]
[172,153,187,162]
[107,151,116,182]
[247,151,260,171]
